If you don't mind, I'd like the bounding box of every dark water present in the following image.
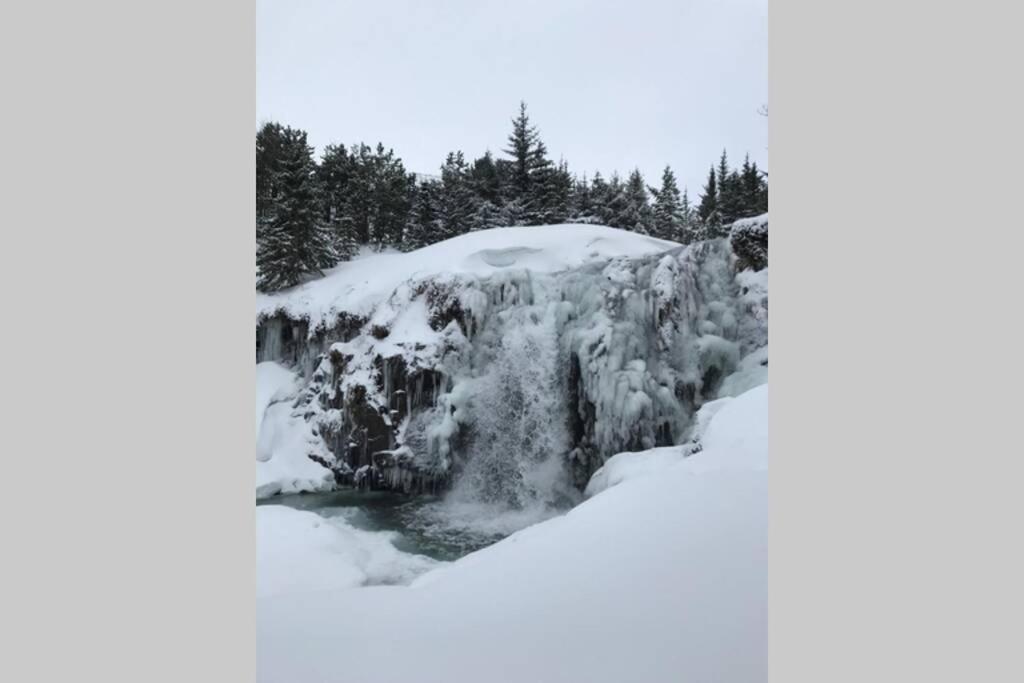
[257,489,508,562]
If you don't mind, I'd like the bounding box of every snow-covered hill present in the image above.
[256,224,680,328]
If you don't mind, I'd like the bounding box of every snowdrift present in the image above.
[257,383,768,683]
[256,224,681,328]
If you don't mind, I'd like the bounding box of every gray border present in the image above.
[3,1,254,680]
[772,1,1022,681]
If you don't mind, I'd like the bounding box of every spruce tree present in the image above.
[256,127,336,292]
[342,143,375,245]
[697,166,720,232]
[679,188,699,244]
[468,152,503,232]
[472,199,503,232]
[402,180,442,251]
[717,149,731,208]
[720,170,743,226]
[570,174,598,223]
[368,143,413,249]
[317,143,354,254]
[532,159,572,224]
[649,165,683,241]
[503,101,540,200]
[256,122,288,224]
[439,151,477,239]
[470,151,502,206]
[603,173,628,229]
[589,172,609,225]
[739,155,768,217]
[501,101,556,224]
[621,169,653,234]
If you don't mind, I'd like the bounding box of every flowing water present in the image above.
[257,487,567,562]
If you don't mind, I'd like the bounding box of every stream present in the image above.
[257,488,566,562]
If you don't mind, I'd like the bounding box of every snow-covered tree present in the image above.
[256,127,336,292]
[697,165,720,233]
[402,180,442,251]
[439,151,477,239]
[649,165,683,241]
[256,122,288,225]
[620,169,653,234]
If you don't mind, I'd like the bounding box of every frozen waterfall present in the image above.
[255,227,768,506]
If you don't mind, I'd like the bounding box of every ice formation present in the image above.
[254,220,768,505]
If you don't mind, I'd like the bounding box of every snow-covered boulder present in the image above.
[729,213,768,271]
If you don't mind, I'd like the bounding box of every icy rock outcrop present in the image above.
[729,213,769,272]
[255,227,768,504]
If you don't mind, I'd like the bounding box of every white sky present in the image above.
[258,0,767,198]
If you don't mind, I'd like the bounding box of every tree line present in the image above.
[257,102,767,292]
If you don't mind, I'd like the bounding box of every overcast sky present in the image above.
[258,0,767,198]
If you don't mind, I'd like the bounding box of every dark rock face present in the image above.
[323,349,448,490]
[257,312,366,378]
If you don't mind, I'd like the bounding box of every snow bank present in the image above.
[582,445,687,498]
[257,506,441,598]
[257,384,768,683]
[255,362,301,441]
[729,212,769,236]
[256,362,334,499]
[256,224,680,328]
[718,344,769,398]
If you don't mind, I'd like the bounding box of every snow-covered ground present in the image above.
[256,224,680,328]
[257,383,768,683]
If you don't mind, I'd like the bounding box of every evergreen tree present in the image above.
[341,143,376,245]
[649,165,683,241]
[368,143,414,249]
[471,198,504,232]
[620,168,653,234]
[720,170,743,226]
[317,144,350,222]
[256,122,288,224]
[336,142,414,249]
[467,151,504,231]
[570,173,599,223]
[679,188,699,244]
[603,172,628,229]
[402,180,442,251]
[532,159,572,224]
[717,149,730,208]
[755,162,769,213]
[503,101,540,199]
[589,172,609,224]
[317,143,355,255]
[256,127,335,292]
[697,165,720,231]
[501,101,556,223]
[439,151,477,239]
[739,155,768,218]
[715,150,743,227]
[469,151,502,206]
